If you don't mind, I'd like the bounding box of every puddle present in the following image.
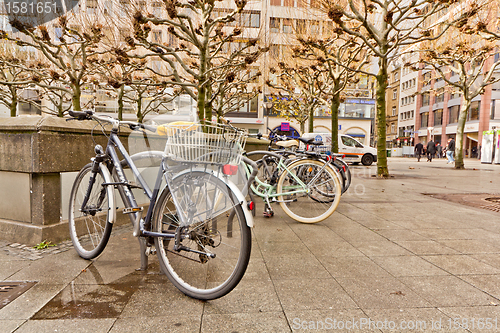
[32,263,164,319]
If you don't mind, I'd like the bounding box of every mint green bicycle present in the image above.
[242,151,342,223]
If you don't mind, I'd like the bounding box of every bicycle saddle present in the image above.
[276,140,299,148]
[298,137,323,145]
[157,121,198,136]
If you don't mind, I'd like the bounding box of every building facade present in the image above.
[386,65,400,147]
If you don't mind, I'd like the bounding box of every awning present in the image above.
[467,133,478,142]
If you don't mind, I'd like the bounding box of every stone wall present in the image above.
[0,115,269,245]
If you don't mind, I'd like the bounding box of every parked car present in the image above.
[300,133,378,166]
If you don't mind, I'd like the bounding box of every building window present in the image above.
[423,71,431,85]
[434,109,443,126]
[392,106,396,116]
[435,89,444,103]
[392,89,397,100]
[283,19,293,33]
[391,124,395,133]
[421,112,429,128]
[152,2,162,17]
[270,44,280,58]
[240,11,261,28]
[152,30,162,44]
[394,72,399,82]
[422,92,430,106]
[270,0,281,6]
[310,21,320,34]
[270,17,280,33]
[448,105,460,123]
[250,12,260,28]
[468,101,480,121]
[296,19,307,34]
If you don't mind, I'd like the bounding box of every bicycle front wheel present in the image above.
[153,171,251,300]
[69,163,114,259]
[277,159,342,223]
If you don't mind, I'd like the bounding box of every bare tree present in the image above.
[418,2,500,169]
[292,33,369,153]
[5,15,106,111]
[320,0,477,177]
[0,52,29,117]
[267,62,324,134]
[131,0,267,124]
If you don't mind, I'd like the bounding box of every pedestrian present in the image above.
[446,137,455,164]
[436,142,442,158]
[426,139,436,162]
[415,142,424,162]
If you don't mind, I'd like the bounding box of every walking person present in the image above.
[426,139,436,162]
[415,142,424,162]
[436,142,442,158]
[446,137,455,164]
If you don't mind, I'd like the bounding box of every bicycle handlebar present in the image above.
[68,110,157,133]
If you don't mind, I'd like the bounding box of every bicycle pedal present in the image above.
[123,207,143,214]
[145,246,156,256]
[263,211,274,218]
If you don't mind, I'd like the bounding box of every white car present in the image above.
[300,133,378,166]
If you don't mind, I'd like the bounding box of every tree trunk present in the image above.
[375,58,389,177]
[71,84,82,111]
[300,121,305,134]
[205,84,212,123]
[308,108,314,133]
[136,97,143,123]
[58,102,64,117]
[198,85,206,124]
[455,101,470,169]
[330,92,340,153]
[10,93,17,117]
[117,85,124,121]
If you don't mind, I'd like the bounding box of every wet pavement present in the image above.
[1,157,500,332]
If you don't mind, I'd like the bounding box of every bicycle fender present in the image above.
[224,177,254,228]
[100,163,116,224]
[169,168,254,228]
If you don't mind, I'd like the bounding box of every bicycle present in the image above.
[242,149,342,223]
[67,110,254,300]
[258,128,351,195]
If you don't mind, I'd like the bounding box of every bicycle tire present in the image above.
[153,170,251,300]
[277,159,341,223]
[69,163,114,259]
[334,159,351,193]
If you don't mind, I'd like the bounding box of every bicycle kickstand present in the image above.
[263,197,274,218]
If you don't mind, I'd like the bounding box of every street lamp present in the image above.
[264,101,273,134]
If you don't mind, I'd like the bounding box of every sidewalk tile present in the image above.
[336,276,432,309]
[400,276,497,307]
[274,278,358,311]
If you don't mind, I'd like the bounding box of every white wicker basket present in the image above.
[163,121,247,165]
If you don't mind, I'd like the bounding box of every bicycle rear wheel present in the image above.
[334,159,351,194]
[69,163,114,259]
[153,171,251,300]
[277,159,341,223]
